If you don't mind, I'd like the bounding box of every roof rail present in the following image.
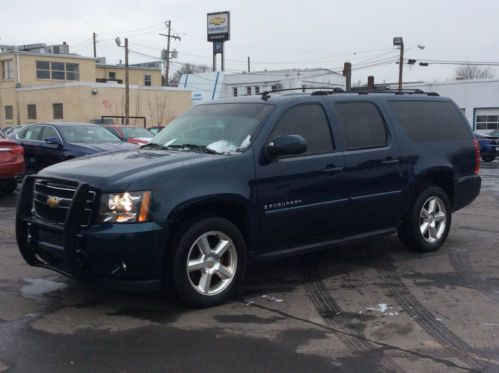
[354,89,440,96]
[260,86,343,100]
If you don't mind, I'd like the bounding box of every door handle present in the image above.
[381,157,399,165]
[322,165,344,173]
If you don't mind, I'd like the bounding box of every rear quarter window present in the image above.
[387,101,471,142]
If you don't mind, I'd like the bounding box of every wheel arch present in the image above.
[412,167,455,207]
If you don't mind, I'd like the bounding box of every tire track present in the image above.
[379,269,484,370]
[303,259,404,372]
[448,248,499,303]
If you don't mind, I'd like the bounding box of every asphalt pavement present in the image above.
[0,161,498,372]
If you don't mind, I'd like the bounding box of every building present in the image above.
[178,68,346,104]
[0,43,191,128]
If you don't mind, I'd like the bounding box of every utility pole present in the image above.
[247,56,251,73]
[159,20,180,86]
[125,38,129,125]
[393,36,404,92]
[92,32,97,58]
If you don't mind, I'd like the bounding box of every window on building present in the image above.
[269,103,334,155]
[246,86,252,95]
[254,86,260,94]
[109,72,116,79]
[271,83,283,91]
[66,63,79,80]
[36,61,50,79]
[53,103,64,120]
[1,60,13,80]
[27,104,37,120]
[36,61,80,81]
[334,102,388,150]
[144,75,151,86]
[233,87,238,97]
[476,115,499,130]
[4,106,13,120]
[51,62,65,80]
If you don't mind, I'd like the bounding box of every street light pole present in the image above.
[393,36,404,93]
[124,38,129,125]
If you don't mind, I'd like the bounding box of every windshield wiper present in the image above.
[168,144,221,155]
[139,142,169,150]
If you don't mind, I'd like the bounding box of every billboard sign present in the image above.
[207,11,230,42]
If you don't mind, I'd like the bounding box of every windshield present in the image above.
[153,103,274,153]
[59,126,122,143]
[122,127,153,139]
[489,129,499,137]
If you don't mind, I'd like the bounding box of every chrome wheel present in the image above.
[419,196,447,243]
[186,231,238,296]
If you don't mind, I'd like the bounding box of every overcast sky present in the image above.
[2,0,498,84]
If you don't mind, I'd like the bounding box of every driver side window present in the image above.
[269,103,334,155]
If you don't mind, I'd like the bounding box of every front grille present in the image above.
[33,180,96,227]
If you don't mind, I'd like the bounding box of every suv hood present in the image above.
[69,141,137,153]
[39,149,217,189]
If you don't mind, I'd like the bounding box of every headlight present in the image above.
[99,191,151,223]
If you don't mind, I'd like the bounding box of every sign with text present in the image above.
[207,11,230,42]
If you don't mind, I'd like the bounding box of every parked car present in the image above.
[0,134,24,194]
[16,91,481,308]
[104,125,153,145]
[1,126,13,136]
[474,131,498,162]
[148,126,165,136]
[12,122,137,173]
[5,125,27,137]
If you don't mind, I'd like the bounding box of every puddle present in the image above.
[21,278,68,302]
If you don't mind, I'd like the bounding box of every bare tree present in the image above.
[455,64,495,80]
[147,95,174,125]
[170,63,209,86]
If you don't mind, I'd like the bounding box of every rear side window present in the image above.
[20,126,43,140]
[334,102,388,150]
[387,101,471,142]
[269,103,334,154]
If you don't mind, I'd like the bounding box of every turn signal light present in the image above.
[473,138,480,175]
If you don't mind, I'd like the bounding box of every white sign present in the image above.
[207,12,230,41]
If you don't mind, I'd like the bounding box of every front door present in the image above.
[255,102,349,251]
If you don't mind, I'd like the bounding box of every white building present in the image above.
[386,79,499,134]
[178,68,345,104]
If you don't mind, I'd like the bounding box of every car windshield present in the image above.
[122,127,153,139]
[153,103,274,153]
[59,126,121,143]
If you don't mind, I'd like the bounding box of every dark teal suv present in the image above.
[16,90,481,307]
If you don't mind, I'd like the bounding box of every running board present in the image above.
[257,228,397,261]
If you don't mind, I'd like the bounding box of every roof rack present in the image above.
[354,89,440,96]
[260,87,343,100]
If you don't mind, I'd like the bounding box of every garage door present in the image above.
[475,108,499,131]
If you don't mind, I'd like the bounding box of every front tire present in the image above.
[167,217,247,308]
[481,155,495,162]
[398,186,452,252]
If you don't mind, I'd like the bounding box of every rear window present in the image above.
[387,101,471,142]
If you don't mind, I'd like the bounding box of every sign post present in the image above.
[207,11,230,71]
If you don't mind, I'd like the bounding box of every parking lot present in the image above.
[0,162,497,372]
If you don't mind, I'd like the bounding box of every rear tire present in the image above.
[165,217,247,308]
[398,186,452,252]
[481,155,495,162]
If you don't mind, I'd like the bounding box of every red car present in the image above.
[103,125,153,145]
[0,135,25,194]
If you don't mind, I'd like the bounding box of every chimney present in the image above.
[367,76,375,91]
[343,62,352,91]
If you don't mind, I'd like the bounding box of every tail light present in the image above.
[9,146,24,156]
[473,138,480,175]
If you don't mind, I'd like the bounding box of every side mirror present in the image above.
[45,137,62,147]
[266,134,307,158]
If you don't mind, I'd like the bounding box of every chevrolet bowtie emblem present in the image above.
[209,16,225,26]
[46,196,60,208]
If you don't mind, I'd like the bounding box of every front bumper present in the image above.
[16,175,170,281]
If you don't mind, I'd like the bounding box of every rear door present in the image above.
[255,102,349,250]
[17,125,43,173]
[330,100,404,231]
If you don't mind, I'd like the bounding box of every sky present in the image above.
[1,0,498,85]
